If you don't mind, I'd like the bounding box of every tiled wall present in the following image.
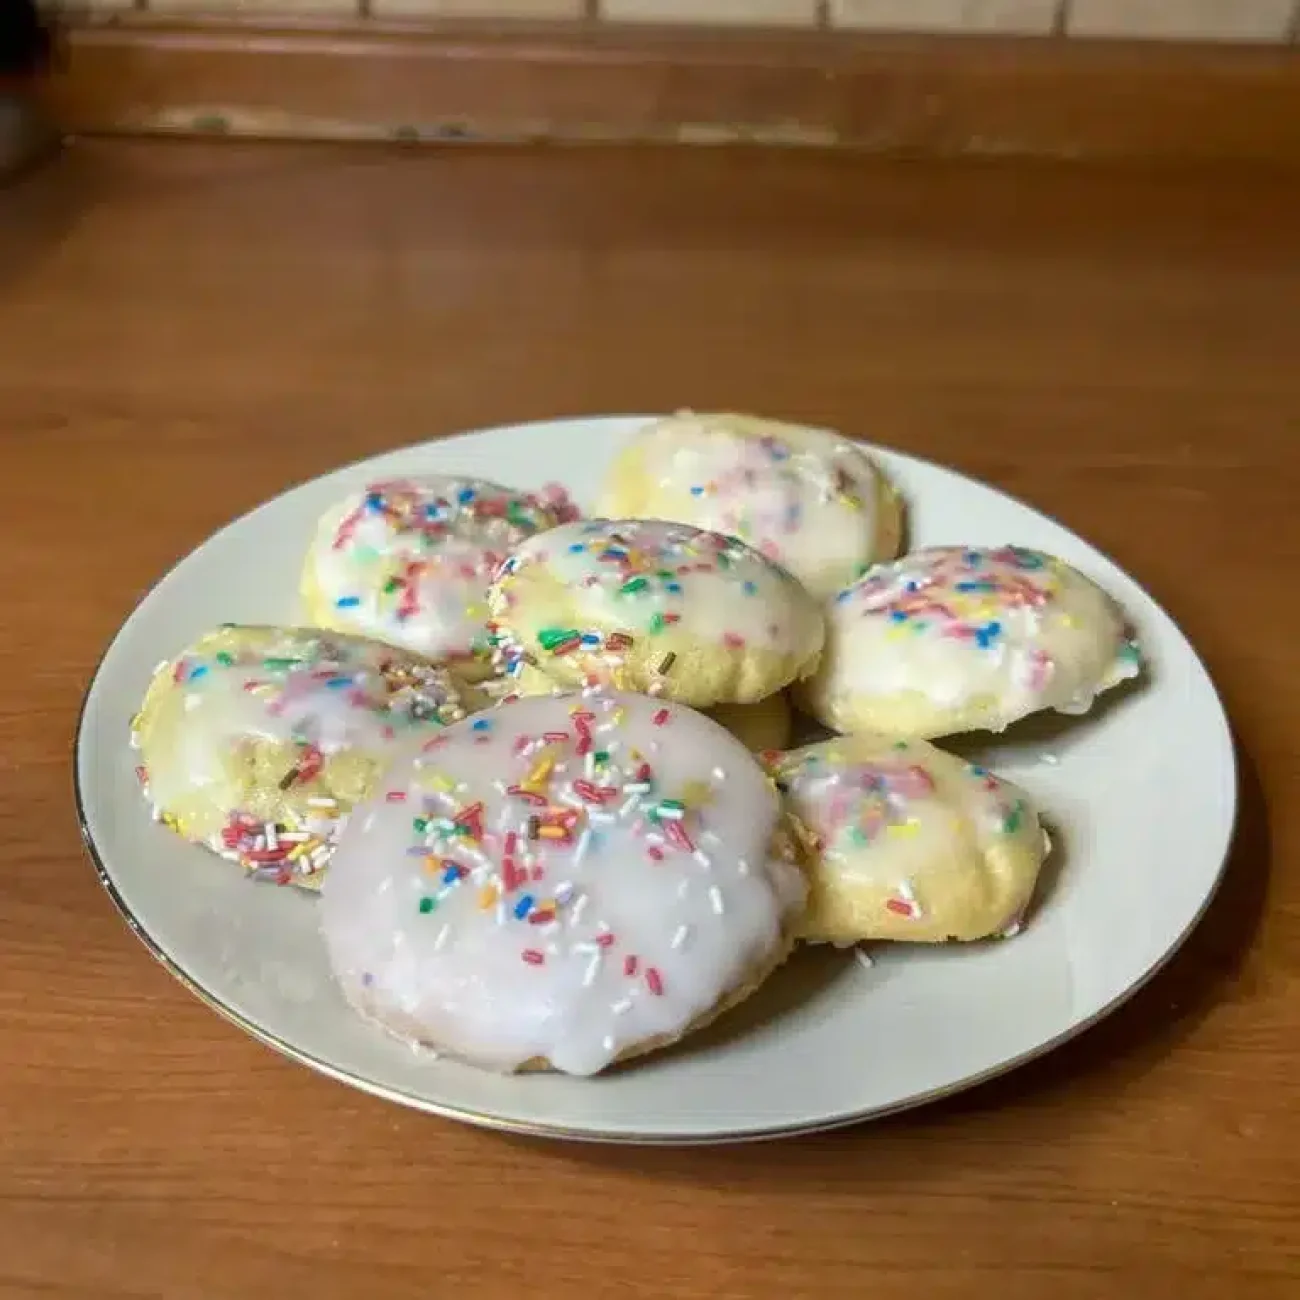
[89,0,1300,44]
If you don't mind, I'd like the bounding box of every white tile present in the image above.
[373,0,585,15]
[148,0,362,13]
[830,1,1059,33]
[599,0,818,26]
[1066,0,1295,42]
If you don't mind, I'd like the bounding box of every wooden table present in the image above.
[1,140,1296,1299]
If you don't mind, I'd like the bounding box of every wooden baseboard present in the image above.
[43,12,1300,165]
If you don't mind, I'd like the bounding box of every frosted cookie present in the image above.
[301,476,577,680]
[769,735,1049,945]
[596,411,903,600]
[492,664,794,754]
[319,691,807,1076]
[799,545,1142,739]
[487,519,825,708]
[131,625,465,889]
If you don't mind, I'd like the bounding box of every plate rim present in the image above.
[73,413,1240,1145]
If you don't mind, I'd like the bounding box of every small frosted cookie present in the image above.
[769,735,1049,945]
[301,476,576,680]
[492,664,794,754]
[799,545,1142,739]
[487,519,824,707]
[319,691,807,1075]
[596,411,903,600]
[131,625,465,889]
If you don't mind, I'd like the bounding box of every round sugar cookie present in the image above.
[596,411,904,600]
[486,518,825,708]
[131,625,466,889]
[300,475,576,680]
[769,735,1050,945]
[319,691,807,1076]
[799,545,1142,739]
[491,664,794,754]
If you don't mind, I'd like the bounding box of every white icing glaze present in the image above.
[816,546,1141,729]
[133,626,463,884]
[771,737,1046,938]
[617,411,891,596]
[319,691,806,1076]
[489,519,816,658]
[305,476,575,666]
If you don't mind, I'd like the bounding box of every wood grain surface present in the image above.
[0,140,1296,1299]
[46,14,1300,166]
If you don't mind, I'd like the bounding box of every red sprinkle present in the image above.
[623,955,639,977]
[506,785,547,806]
[455,801,485,840]
[384,790,407,803]
[296,745,325,783]
[646,845,665,862]
[332,504,365,549]
[723,632,746,649]
[542,731,571,743]
[885,898,915,917]
[663,820,695,854]
[595,931,616,948]
[645,968,664,997]
[521,949,546,966]
[573,780,618,805]
[652,708,670,727]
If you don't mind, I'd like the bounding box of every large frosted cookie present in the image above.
[131,625,465,889]
[596,411,904,600]
[487,519,825,708]
[799,545,1141,739]
[319,691,807,1076]
[494,664,794,754]
[769,735,1050,945]
[301,475,576,680]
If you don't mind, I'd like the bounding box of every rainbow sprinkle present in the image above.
[390,698,739,999]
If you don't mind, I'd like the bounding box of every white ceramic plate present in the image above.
[76,416,1236,1144]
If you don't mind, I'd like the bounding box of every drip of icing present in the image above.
[319,691,806,1075]
[821,545,1140,723]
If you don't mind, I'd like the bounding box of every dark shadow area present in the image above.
[636,943,857,1065]
[943,669,1151,766]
